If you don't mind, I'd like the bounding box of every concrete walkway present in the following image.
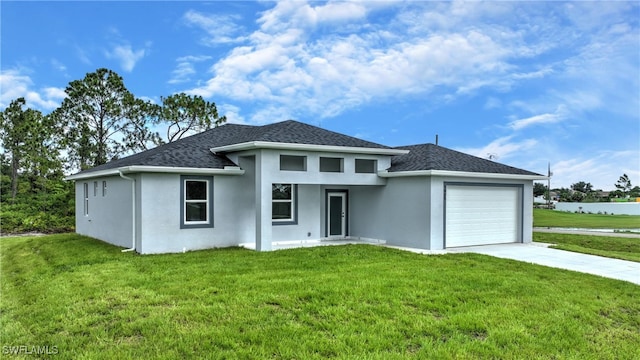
[447,243,640,285]
[534,227,640,238]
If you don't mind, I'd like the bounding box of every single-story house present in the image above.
[66,120,546,254]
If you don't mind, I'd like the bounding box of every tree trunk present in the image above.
[10,153,19,202]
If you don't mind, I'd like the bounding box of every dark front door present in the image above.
[327,192,346,237]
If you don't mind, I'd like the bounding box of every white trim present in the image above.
[377,169,547,181]
[183,178,211,225]
[65,165,244,181]
[210,141,409,155]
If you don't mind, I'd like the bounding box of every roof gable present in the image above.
[389,143,542,176]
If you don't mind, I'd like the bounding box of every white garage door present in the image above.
[445,185,520,248]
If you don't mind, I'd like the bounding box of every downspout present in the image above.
[119,170,136,252]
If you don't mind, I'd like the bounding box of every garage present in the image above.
[445,184,522,248]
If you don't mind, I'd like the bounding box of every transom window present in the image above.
[280,155,306,171]
[272,184,296,223]
[320,157,343,172]
[181,176,213,228]
[355,159,377,173]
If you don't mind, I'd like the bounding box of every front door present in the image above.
[327,192,347,238]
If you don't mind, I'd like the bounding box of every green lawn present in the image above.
[533,208,640,229]
[533,232,640,263]
[2,234,639,359]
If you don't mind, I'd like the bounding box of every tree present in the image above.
[54,68,160,170]
[615,174,632,197]
[630,186,640,198]
[571,181,593,195]
[533,182,547,197]
[0,98,60,201]
[156,93,226,143]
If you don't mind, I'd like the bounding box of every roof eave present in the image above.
[210,141,410,155]
[65,165,244,181]
[378,169,547,180]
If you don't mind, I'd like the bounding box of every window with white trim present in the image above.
[94,181,98,196]
[180,176,213,228]
[102,181,107,196]
[272,184,296,223]
[83,183,89,216]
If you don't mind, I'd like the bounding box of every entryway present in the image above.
[326,191,347,238]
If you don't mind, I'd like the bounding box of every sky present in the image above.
[1,1,639,191]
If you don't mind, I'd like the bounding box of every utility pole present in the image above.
[547,162,553,208]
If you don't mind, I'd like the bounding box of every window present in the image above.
[355,159,377,173]
[83,183,89,216]
[272,184,296,224]
[320,157,343,172]
[102,181,107,196]
[280,155,306,171]
[180,176,214,228]
[94,181,98,196]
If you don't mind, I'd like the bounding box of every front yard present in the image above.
[533,232,640,263]
[1,234,639,359]
[533,208,640,229]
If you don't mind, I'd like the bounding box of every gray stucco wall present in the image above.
[350,177,431,249]
[136,173,245,254]
[75,176,133,248]
[272,184,322,242]
[350,176,534,250]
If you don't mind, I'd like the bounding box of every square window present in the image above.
[355,159,377,173]
[280,155,306,171]
[320,157,343,172]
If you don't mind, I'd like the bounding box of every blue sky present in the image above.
[2,1,639,190]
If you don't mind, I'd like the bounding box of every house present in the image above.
[66,120,546,254]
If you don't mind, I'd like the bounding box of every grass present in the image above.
[534,232,640,263]
[2,234,640,359]
[533,208,640,229]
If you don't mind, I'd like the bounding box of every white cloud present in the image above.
[183,10,246,45]
[0,69,65,111]
[51,59,67,74]
[169,55,213,85]
[179,0,637,134]
[456,136,538,162]
[105,44,147,72]
[185,1,564,124]
[551,150,640,191]
[218,103,246,125]
[508,105,567,131]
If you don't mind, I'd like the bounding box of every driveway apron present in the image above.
[447,243,640,285]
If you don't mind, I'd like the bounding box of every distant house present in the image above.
[66,120,545,254]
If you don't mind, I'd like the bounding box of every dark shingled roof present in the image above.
[77,120,391,174]
[389,143,542,176]
[209,120,392,149]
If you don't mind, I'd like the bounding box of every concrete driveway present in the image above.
[447,243,640,285]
